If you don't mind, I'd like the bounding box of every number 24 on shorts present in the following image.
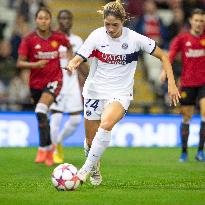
[85,99,99,111]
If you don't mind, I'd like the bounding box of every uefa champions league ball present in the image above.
[51,163,80,191]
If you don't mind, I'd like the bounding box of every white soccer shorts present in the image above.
[50,92,83,113]
[84,98,130,120]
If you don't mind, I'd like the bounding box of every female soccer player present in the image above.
[161,9,205,162]
[17,7,72,166]
[50,9,88,164]
[67,0,180,184]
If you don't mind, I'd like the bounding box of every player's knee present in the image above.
[200,109,205,119]
[35,103,48,114]
[50,124,58,136]
[183,114,192,123]
[35,103,49,128]
[69,114,82,126]
[100,120,114,131]
[182,110,192,123]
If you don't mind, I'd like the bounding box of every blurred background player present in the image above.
[17,7,72,166]
[160,8,205,162]
[67,0,180,185]
[133,0,168,92]
[50,9,88,164]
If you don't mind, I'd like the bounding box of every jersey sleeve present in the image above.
[61,34,71,49]
[169,34,182,63]
[76,30,96,60]
[18,37,29,58]
[75,37,83,52]
[137,34,156,54]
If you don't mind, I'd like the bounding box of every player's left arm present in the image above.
[152,46,181,106]
[67,45,73,61]
[78,62,89,78]
[61,34,74,61]
[76,38,89,79]
[77,62,89,89]
[160,35,182,83]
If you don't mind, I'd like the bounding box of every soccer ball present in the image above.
[51,163,80,191]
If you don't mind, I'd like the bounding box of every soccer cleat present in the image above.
[195,150,205,162]
[45,150,54,167]
[90,161,102,186]
[77,169,89,184]
[35,148,47,163]
[53,143,64,164]
[53,152,64,164]
[179,152,188,162]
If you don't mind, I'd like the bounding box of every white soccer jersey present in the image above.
[50,33,83,112]
[77,27,156,100]
[59,33,83,94]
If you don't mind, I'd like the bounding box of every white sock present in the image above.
[57,114,82,143]
[50,113,63,144]
[80,127,111,173]
[84,139,90,157]
[35,103,48,114]
[39,145,52,151]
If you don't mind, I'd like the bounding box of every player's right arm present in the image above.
[16,36,48,69]
[67,55,84,73]
[16,55,48,69]
[67,29,96,73]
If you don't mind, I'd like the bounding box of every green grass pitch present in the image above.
[0,147,205,205]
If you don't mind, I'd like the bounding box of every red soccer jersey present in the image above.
[18,31,70,89]
[169,31,205,87]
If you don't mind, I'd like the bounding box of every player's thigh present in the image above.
[84,118,100,146]
[84,99,103,120]
[64,93,83,113]
[50,93,64,112]
[101,101,125,131]
[198,86,205,117]
[180,87,198,105]
[30,88,42,106]
[199,98,205,117]
[39,92,55,107]
[180,105,194,122]
[41,81,62,106]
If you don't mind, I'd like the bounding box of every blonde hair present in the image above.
[98,0,126,21]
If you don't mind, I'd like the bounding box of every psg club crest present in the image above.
[122,43,128,49]
[86,110,92,116]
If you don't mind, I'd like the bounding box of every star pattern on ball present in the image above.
[61,165,70,172]
[52,163,80,191]
[56,176,67,187]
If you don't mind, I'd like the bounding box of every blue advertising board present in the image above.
[0,112,201,147]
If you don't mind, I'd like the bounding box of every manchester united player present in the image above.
[17,7,72,166]
[161,9,205,162]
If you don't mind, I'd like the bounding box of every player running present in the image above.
[17,7,72,166]
[67,0,180,185]
[161,8,205,162]
[50,9,88,164]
